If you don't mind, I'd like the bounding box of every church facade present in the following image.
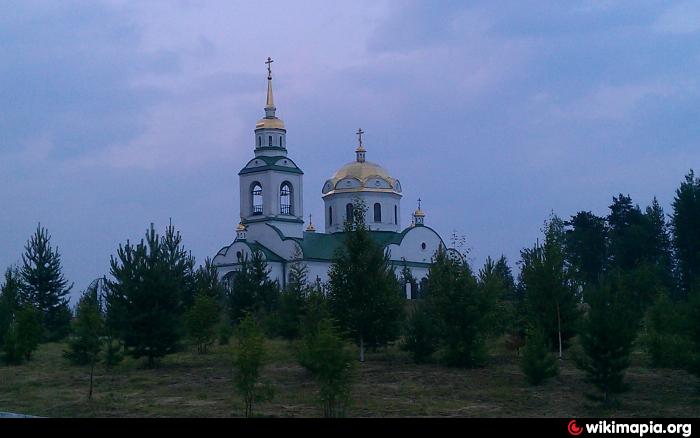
[213,60,455,298]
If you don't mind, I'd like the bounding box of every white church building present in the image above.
[213,60,456,298]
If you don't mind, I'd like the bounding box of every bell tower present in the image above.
[238,58,304,238]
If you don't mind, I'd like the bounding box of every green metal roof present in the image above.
[238,156,303,176]
[296,230,407,261]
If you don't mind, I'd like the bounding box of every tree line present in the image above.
[1,170,699,413]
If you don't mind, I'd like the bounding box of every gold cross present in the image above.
[265,57,274,79]
[356,128,364,147]
[418,198,422,210]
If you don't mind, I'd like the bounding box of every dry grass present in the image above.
[0,339,697,417]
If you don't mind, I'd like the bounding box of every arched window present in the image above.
[374,203,382,223]
[280,136,284,148]
[394,205,398,224]
[268,135,272,147]
[329,206,333,226]
[280,182,293,215]
[251,182,263,215]
[346,203,354,223]
[257,136,261,147]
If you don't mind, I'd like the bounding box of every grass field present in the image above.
[0,339,698,417]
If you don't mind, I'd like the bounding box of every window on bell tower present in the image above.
[280,182,293,215]
[268,135,272,147]
[251,182,263,215]
[374,203,382,223]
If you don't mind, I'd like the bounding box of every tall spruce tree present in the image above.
[107,223,193,367]
[328,199,404,362]
[520,215,579,358]
[20,224,73,340]
[671,170,700,299]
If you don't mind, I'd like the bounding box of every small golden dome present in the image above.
[255,117,285,130]
[236,222,247,231]
[306,222,316,232]
[414,208,425,217]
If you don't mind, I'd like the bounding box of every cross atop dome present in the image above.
[355,128,366,162]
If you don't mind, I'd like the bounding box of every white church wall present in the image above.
[323,191,401,233]
[387,226,443,264]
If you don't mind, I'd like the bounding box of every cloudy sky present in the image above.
[2,0,699,301]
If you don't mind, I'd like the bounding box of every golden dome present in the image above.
[236,222,247,231]
[322,160,402,196]
[414,208,425,217]
[255,117,285,130]
[333,160,392,182]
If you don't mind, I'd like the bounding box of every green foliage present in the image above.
[232,313,270,417]
[565,211,608,288]
[185,292,220,354]
[217,311,233,345]
[107,223,193,367]
[20,224,73,341]
[401,302,438,364]
[576,275,639,403]
[424,246,496,368]
[520,215,580,357]
[672,170,700,299]
[297,317,355,417]
[228,250,280,324]
[328,199,404,361]
[64,291,104,400]
[0,267,22,346]
[194,258,226,303]
[64,292,104,365]
[3,305,42,364]
[521,326,559,385]
[276,249,310,340]
[643,293,694,369]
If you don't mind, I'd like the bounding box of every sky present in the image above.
[1,0,699,303]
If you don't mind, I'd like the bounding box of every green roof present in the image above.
[238,155,303,176]
[296,230,406,261]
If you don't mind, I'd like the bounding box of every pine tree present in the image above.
[107,223,193,367]
[185,291,220,354]
[232,313,269,417]
[425,246,496,368]
[401,302,438,363]
[14,305,42,361]
[328,199,404,362]
[298,317,355,417]
[671,170,700,299]
[0,267,22,346]
[277,248,310,340]
[521,326,559,385]
[576,274,638,403]
[228,250,280,324]
[64,291,104,399]
[644,292,693,369]
[520,215,580,358]
[20,224,73,341]
[565,211,608,288]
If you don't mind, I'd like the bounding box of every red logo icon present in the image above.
[568,419,583,436]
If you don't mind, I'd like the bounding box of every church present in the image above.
[213,59,457,299]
